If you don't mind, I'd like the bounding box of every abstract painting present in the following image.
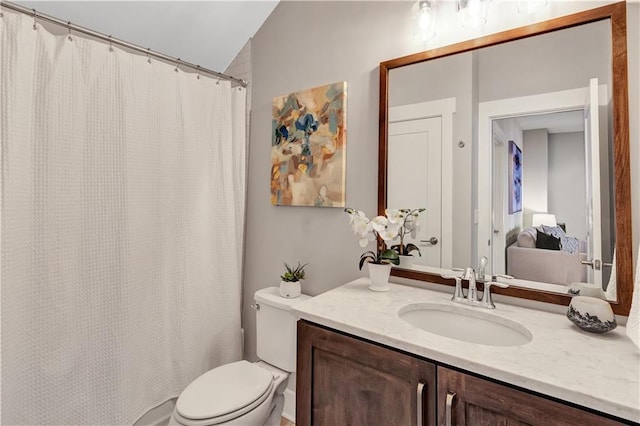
[508,140,523,214]
[271,81,347,207]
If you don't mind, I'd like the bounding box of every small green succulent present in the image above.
[281,262,308,282]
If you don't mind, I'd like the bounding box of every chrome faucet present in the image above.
[481,280,508,309]
[481,275,513,309]
[443,267,513,309]
[441,268,465,303]
[463,267,478,304]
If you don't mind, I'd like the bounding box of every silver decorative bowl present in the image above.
[567,296,617,334]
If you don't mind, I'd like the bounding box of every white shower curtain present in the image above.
[1,11,246,425]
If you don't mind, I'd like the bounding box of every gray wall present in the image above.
[548,132,587,239]
[243,1,640,362]
[243,1,418,362]
[478,19,611,102]
[523,129,550,224]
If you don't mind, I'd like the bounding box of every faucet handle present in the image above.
[441,268,464,279]
[441,271,465,302]
[481,280,509,309]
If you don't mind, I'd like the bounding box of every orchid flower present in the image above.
[371,215,400,242]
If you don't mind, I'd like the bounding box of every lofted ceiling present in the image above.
[17,1,280,73]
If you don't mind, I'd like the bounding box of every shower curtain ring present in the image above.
[196,65,201,80]
[67,22,73,41]
[32,9,37,30]
[108,35,114,52]
[146,48,151,64]
[175,58,181,73]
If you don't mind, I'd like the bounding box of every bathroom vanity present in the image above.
[293,279,640,426]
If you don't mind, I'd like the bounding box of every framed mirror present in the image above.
[379,2,632,315]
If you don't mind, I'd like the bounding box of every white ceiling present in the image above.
[515,110,585,134]
[18,1,280,72]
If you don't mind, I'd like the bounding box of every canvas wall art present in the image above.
[271,81,347,207]
[508,140,523,214]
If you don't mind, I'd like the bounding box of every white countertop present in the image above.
[292,278,640,423]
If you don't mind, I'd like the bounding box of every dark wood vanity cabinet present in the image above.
[296,320,436,426]
[297,321,630,426]
[437,367,626,426]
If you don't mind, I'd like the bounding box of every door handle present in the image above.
[417,381,426,426]
[420,237,438,245]
[581,259,602,270]
[445,391,456,426]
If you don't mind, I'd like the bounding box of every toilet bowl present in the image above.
[169,287,310,426]
[169,361,288,426]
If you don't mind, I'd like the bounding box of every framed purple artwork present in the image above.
[508,140,522,214]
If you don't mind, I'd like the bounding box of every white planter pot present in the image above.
[279,280,302,298]
[367,263,392,292]
[398,255,415,269]
[567,295,617,333]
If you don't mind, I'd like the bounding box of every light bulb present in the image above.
[458,0,490,29]
[414,0,436,41]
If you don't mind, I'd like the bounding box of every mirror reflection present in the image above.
[386,19,616,300]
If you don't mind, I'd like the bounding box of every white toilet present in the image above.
[169,287,311,426]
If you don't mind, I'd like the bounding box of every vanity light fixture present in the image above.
[531,213,557,227]
[517,0,548,14]
[413,0,437,41]
[457,0,491,30]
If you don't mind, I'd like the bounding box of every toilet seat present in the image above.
[175,360,274,425]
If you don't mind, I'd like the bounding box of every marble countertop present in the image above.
[292,278,640,423]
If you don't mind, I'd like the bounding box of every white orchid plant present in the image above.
[389,208,426,257]
[345,207,426,270]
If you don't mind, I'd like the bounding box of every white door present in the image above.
[388,117,442,267]
[491,123,507,275]
[584,78,602,286]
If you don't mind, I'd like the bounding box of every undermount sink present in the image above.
[398,303,533,347]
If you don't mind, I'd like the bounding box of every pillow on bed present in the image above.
[541,225,580,253]
[517,227,538,248]
[536,229,561,250]
[541,225,567,238]
[559,236,580,253]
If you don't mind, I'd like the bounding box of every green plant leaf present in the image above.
[404,243,422,256]
[390,243,421,257]
[359,251,377,270]
[281,261,308,282]
[380,249,400,265]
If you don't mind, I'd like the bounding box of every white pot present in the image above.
[367,263,392,292]
[279,280,301,298]
[567,296,617,333]
[398,255,415,269]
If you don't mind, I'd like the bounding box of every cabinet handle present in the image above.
[417,381,426,426]
[445,391,456,426]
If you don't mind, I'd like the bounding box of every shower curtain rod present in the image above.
[0,1,248,88]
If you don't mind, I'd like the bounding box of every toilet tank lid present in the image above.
[254,287,312,311]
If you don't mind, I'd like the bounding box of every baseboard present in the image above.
[282,388,296,422]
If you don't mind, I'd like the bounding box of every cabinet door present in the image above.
[297,320,436,426]
[438,367,626,426]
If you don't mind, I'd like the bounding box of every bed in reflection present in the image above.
[506,225,587,286]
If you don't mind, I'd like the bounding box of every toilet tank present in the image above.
[254,287,311,372]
